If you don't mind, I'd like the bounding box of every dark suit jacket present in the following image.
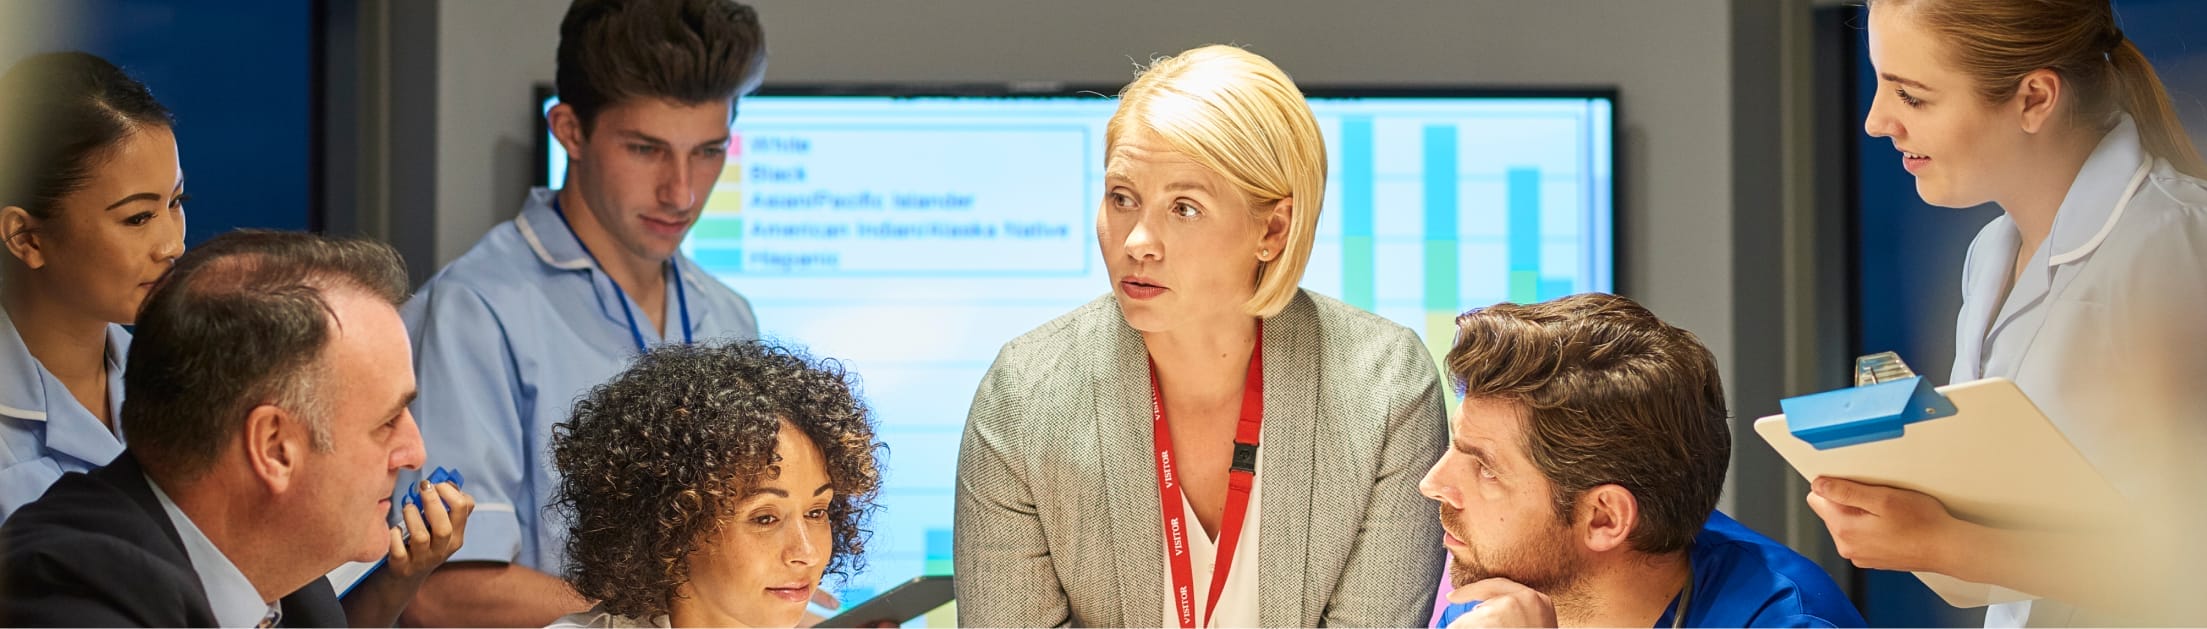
[0,452,344,627]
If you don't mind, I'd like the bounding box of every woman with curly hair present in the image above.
[547,339,883,628]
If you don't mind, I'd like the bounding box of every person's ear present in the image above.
[2015,68,2064,135]
[1577,484,1642,553]
[2,206,47,270]
[242,403,306,495]
[549,102,589,165]
[1257,197,1292,263]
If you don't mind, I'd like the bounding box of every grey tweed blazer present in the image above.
[954,289,1449,627]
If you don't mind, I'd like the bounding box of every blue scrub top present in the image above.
[1436,511,1864,628]
[399,187,759,573]
[0,306,130,521]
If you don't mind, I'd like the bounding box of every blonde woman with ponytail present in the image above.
[1806,0,2207,625]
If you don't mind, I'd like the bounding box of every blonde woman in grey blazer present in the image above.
[954,45,1449,628]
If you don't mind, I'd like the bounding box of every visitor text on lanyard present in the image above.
[1151,325,1263,629]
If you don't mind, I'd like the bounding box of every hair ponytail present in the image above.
[1874,0,2207,179]
[2107,38,2207,178]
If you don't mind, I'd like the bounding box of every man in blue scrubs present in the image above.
[395,0,764,625]
[1421,294,1863,628]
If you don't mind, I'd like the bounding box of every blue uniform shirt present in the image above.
[0,307,129,521]
[1437,512,1864,628]
[399,187,758,572]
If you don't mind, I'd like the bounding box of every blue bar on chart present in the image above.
[1422,125,1459,361]
[1540,279,1574,300]
[923,527,957,627]
[925,527,954,576]
[1339,116,1376,311]
[1507,167,1542,303]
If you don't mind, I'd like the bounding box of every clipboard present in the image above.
[1754,355,2126,608]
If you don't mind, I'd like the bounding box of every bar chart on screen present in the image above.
[545,90,1612,626]
[1309,106,1609,364]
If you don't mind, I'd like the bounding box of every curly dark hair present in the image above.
[551,339,883,619]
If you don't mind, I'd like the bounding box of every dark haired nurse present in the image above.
[0,51,180,521]
[398,0,768,625]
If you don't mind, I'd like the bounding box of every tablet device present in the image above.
[816,575,955,628]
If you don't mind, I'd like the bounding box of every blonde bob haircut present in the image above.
[1106,45,1326,318]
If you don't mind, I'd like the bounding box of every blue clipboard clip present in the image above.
[1778,352,1958,450]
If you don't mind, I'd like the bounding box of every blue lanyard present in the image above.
[548,195,693,353]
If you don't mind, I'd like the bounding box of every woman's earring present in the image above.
[1259,248,1271,260]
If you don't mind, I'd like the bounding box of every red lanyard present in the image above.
[1151,328,1263,629]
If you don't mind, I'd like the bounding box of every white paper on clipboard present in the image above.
[1754,377,2128,608]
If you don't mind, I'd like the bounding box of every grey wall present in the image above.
[404,0,1748,381]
